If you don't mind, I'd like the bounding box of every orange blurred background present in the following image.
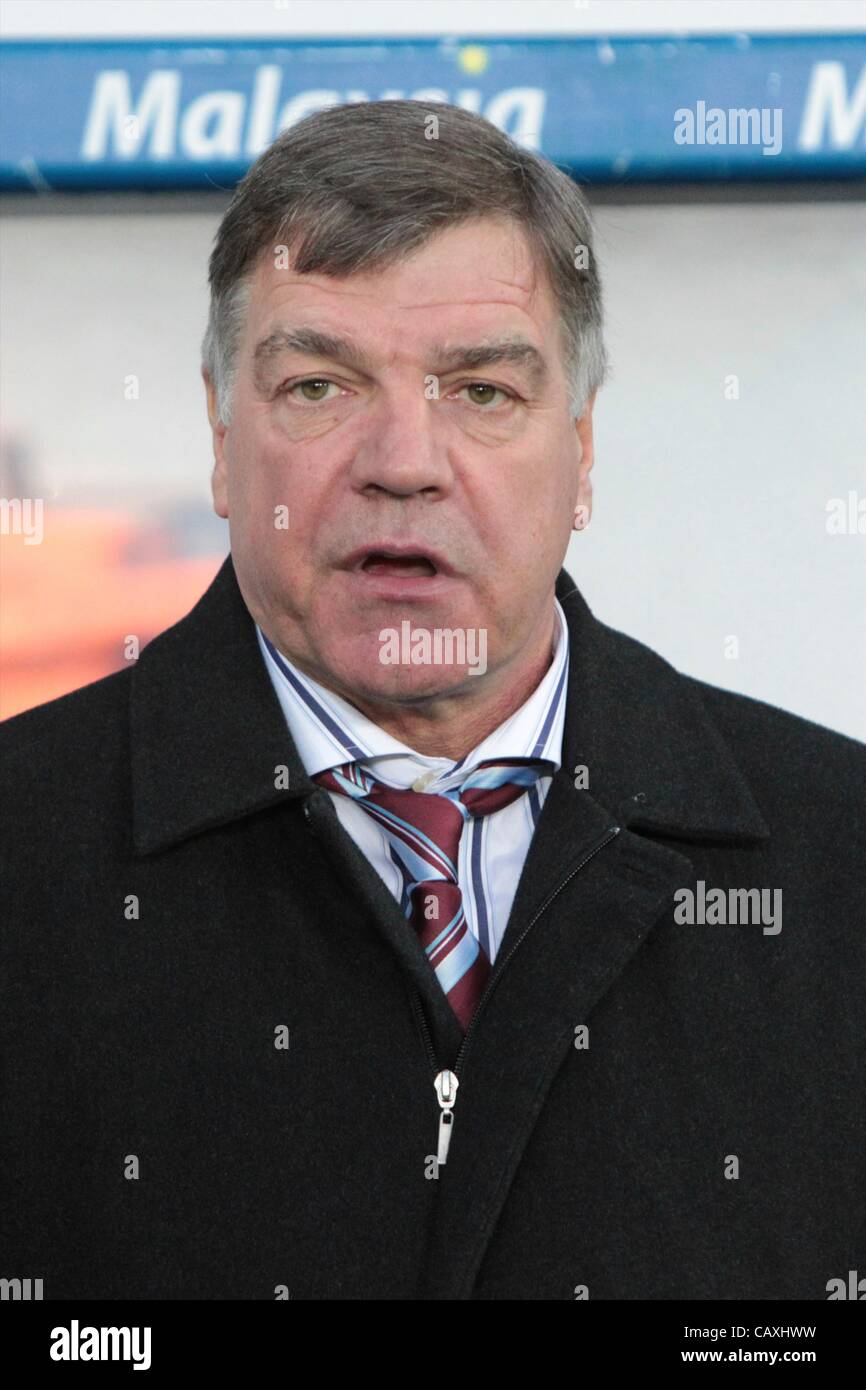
[1,502,225,720]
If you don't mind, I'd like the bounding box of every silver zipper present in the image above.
[433,1069,459,1164]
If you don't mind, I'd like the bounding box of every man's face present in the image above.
[205,216,594,705]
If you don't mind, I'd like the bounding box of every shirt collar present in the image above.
[257,600,569,792]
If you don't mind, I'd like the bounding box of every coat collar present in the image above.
[130,554,769,855]
[554,573,769,843]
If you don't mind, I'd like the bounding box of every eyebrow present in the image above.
[252,327,549,393]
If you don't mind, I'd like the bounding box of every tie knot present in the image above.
[455,757,555,818]
[313,756,554,848]
[314,756,552,807]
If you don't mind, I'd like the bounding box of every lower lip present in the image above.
[341,567,458,601]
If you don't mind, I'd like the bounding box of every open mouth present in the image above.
[360,552,438,578]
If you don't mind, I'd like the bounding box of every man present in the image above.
[2,101,864,1302]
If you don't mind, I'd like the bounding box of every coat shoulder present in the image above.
[0,667,131,800]
[682,674,865,844]
[685,673,865,766]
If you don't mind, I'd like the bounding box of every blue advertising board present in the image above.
[1,32,864,190]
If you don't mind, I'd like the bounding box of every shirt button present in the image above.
[412,771,437,792]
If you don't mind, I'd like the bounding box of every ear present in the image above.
[203,367,229,519]
[573,390,596,531]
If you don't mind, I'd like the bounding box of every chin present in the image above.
[334,658,484,705]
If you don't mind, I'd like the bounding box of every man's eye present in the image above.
[457,382,510,408]
[287,378,340,403]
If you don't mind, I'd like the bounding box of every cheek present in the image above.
[227,425,318,550]
[480,452,571,563]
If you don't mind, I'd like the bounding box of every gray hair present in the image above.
[202,99,606,426]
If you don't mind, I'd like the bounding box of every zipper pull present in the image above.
[434,1069,460,1166]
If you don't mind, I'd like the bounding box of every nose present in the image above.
[349,382,454,498]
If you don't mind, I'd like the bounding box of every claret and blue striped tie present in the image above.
[313,758,554,1031]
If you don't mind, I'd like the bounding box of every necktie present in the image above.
[313,757,554,1031]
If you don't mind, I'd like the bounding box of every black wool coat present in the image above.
[2,556,864,1300]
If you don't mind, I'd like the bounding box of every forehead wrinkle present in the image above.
[258,266,540,313]
[258,274,536,309]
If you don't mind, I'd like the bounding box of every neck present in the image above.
[320,608,558,761]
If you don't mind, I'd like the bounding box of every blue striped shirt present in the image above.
[257,603,568,964]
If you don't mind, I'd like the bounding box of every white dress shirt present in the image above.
[257,603,569,964]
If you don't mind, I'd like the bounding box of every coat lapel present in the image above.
[130,555,313,855]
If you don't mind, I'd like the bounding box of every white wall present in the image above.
[577,198,866,744]
[2,0,865,38]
